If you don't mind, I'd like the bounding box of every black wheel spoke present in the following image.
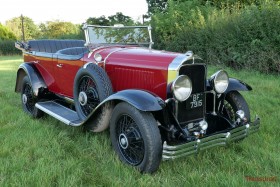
[223,100,235,122]
[110,102,162,173]
[78,76,100,117]
[21,76,43,118]
[116,114,144,165]
[23,83,35,113]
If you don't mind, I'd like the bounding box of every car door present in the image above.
[54,56,84,98]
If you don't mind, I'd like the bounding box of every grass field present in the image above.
[0,56,279,186]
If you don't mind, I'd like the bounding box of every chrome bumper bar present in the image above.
[162,116,260,160]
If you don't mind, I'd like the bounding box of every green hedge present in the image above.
[152,1,280,74]
[0,40,21,55]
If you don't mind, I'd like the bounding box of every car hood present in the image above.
[89,46,182,99]
[96,46,180,70]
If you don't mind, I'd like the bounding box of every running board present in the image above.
[35,101,83,126]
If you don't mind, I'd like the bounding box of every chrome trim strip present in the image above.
[90,45,110,53]
[162,116,260,160]
[148,25,154,49]
[167,51,203,84]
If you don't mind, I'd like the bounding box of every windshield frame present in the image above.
[83,24,154,49]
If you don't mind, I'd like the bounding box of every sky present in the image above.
[0,0,148,24]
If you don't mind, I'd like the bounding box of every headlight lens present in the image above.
[212,70,229,93]
[172,75,192,102]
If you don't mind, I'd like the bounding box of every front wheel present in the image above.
[223,91,251,123]
[110,102,162,173]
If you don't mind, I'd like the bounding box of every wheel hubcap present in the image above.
[22,94,28,104]
[78,91,88,106]
[119,133,129,149]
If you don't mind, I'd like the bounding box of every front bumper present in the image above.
[162,116,260,160]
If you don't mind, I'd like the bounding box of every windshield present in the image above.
[83,24,153,48]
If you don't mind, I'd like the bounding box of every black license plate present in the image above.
[186,93,204,110]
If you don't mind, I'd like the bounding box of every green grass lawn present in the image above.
[0,56,279,186]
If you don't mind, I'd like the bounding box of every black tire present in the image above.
[223,91,251,123]
[110,102,162,173]
[21,76,44,118]
[74,63,113,132]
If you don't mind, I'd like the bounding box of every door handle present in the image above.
[57,64,63,68]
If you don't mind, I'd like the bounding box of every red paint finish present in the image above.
[24,53,58,92]
[54,58,84,97]
[23,46,180,100]
[100,47,178,99]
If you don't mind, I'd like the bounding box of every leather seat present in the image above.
[27,40,85,53]
[56,47,89,55]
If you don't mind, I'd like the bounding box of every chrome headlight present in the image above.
[171,75,192,102]
[211,70,229,93]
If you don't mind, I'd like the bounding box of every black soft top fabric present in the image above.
[27,40,85,53]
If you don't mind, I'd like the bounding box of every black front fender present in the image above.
[104,89,164,112]
[15,63,47,96]
[225,78,252,94]
[80,89,165,126]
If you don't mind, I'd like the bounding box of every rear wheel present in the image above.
[21,76,43,118]
[110,102,162,173]
[223,91,250,123]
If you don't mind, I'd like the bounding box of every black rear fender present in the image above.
[15,63,47,96]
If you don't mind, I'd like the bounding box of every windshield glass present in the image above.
[84,25,153,48]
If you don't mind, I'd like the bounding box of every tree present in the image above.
[86,13,134,26]
[5,16,39,40]
[0,24,16,41]
[146,0,168,14]
[86,16,110,26]
[40,21,82,39]
[108,12,133,25]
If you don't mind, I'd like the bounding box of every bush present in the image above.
[152,1,280,74]
[0,40,21,55]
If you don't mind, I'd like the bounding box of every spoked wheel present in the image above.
[77,75,100,117]
[110,102,162,173]
[21,76,43,118]
[74,63,113,132]
[116,114,145,165]
[222,91,251,123]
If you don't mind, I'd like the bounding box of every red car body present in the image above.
[24,46,178,99]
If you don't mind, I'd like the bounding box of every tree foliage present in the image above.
[146,0,168,14]
[86,16,110,26]
[146,0,280,15]
[108,12,133,25]
[86,12,133,26]
[39,21,83,39]
[152,0,280,73]
[0,24,19,55]
[5,16,39,40]
[0,24,16,41]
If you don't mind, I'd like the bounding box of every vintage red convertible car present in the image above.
[15,24,260,173]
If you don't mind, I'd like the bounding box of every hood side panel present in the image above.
[103,48,178,99]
